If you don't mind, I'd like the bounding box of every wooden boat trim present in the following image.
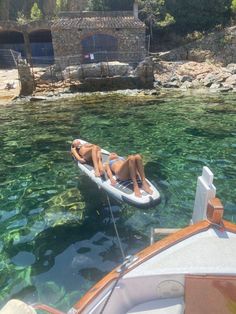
[74,218,236,312]
[33,304,65,314]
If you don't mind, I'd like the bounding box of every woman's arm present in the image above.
[71,147,86,163]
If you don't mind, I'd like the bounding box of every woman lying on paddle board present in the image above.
[71,139,161,208]
[105,153,153,198]
[71,139,104,177]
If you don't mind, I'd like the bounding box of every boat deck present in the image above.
[126,228,236,277]
[77,225,236,314]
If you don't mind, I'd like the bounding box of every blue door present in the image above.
[81,34,118,63]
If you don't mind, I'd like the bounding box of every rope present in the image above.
[99,255,135,314]
[106,194,125,260]
[99,263,126,314]
[98,195,126,313]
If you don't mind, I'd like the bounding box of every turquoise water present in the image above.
[0,90,235,310]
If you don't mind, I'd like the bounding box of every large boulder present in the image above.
[62,61,133,80]
[106,61,133,76]
[226,63,236,74]
[18,60,35,96]
[224,74,236,86]
[40,64,63,81]
[134,57,154,87]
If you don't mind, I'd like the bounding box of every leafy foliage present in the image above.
[56,0,68,12]
[39,0,57,17]
[166,0,232,33]
[0,0,10,20]
[88,0,133,11]
[139,0,175,32]
[10,0,35,20]
[87,0,108,11]
[231,0,236,13]
[0,0,234,37]
[16,11,28,24]
[30,2,43,20]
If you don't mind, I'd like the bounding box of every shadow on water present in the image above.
[185,127,234,139]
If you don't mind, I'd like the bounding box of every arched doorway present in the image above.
[0,30,25,68]
[29,29,54,65]
[0,30,25,55]
[81,34,118,63]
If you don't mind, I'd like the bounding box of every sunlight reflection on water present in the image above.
[0,91,235,310]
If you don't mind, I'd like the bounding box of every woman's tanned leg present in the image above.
[128,155,141,197]
[113,159,129,180]
[91,145,101,177]
[96,148,104,175]
[135,154,153,194]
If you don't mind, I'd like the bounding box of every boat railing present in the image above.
[150,166,217,244]
[191,166,216,224]
[150,228,181,244]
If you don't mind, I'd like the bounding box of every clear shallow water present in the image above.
[0,90,235,310]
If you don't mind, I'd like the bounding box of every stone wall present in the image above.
[52,10,146,67]
[0,14,146,68]
[0,20,52,64]
[0,20,52,34]
[52,28,81,61]
[36,57,154,92]
[52,27,146,67]
[118,29,146,63]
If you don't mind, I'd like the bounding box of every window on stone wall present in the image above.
[81,34,118,63]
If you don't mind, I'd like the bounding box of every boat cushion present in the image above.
[127,297,184,314]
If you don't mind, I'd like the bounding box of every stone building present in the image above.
[51,6,146,66]
[0,20,53,67]
[0,0,147,68]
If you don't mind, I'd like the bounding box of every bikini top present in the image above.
[109,156,125,167]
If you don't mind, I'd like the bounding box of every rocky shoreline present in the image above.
[3,59,236,105]
[153,60,236,92]
[3,25,236,103]
[28,59,236,100]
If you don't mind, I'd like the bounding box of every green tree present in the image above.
[56,0,68,12]
[139,0,175,37]
[39,0,56,17]
[88,0,108,10]
[16,11,28,24]
[231,0,236,18]
[19,0,35,19]
[166,0,231,33]
[88,0,133,11]
[0,0,10,20]
[108,0,133,10]
[30,2,43,20]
